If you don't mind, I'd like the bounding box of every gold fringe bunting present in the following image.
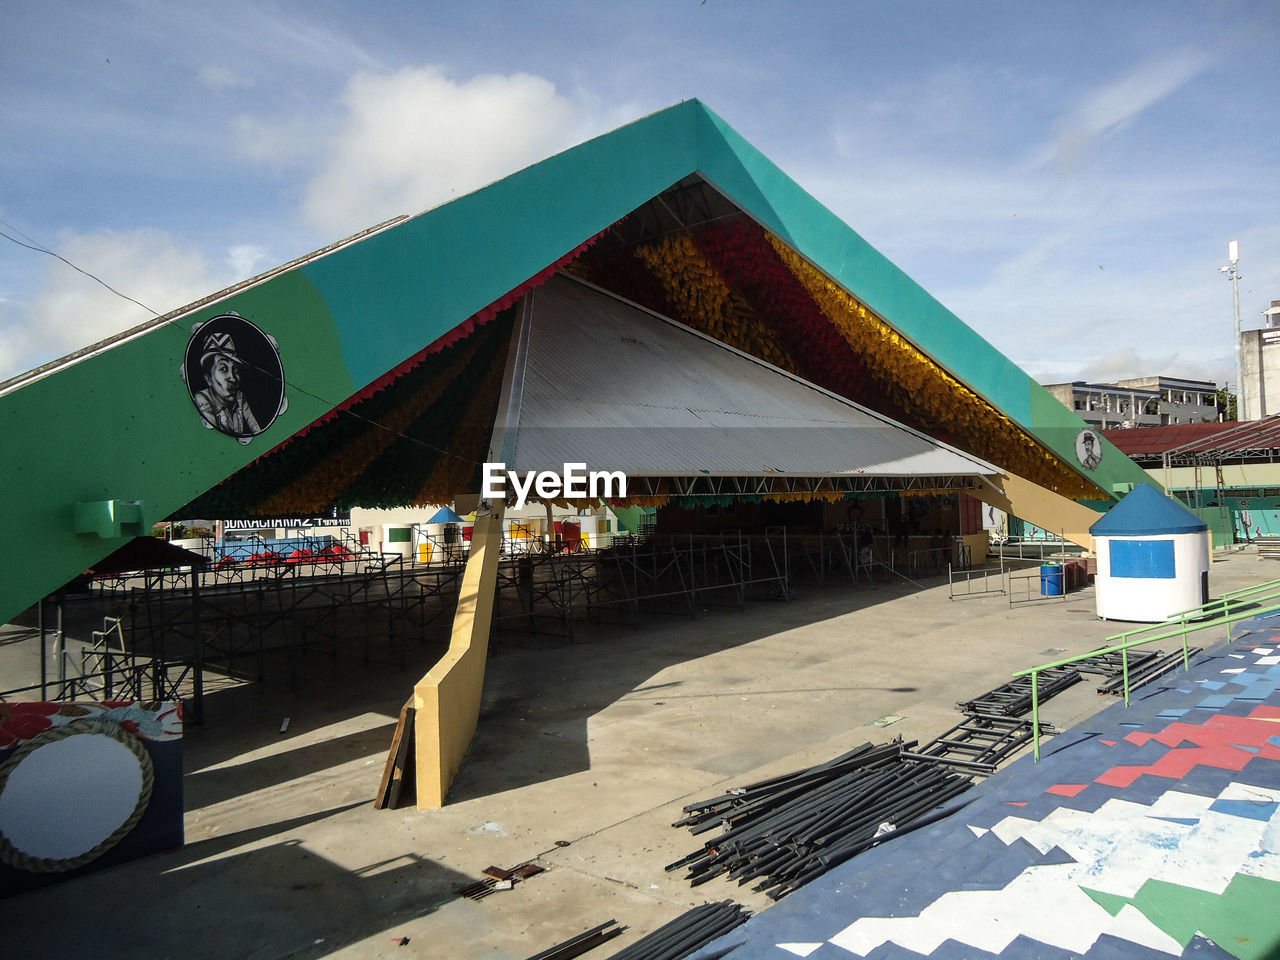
[633,234,792,370]
[765,236,1102,500]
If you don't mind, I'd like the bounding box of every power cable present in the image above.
[0,218,488,467]
[0,222,160,317]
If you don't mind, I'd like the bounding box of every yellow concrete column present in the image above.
[413,500,505,808]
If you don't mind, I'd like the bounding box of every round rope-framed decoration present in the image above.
[0,717,155,873]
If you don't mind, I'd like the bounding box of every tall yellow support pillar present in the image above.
[413,502,505,808]
[978,471,1104,549]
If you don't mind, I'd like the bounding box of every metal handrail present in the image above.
[1095,579,1280,657]
[1013,579,1280,760]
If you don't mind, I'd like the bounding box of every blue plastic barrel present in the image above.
[1040,563,1064,596]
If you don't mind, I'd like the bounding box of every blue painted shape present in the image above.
[1157,709,1189,719]
[425,506,463,524]
[1270,735,1280,748]
[1209,798,1280,821]
[1195,695,1234,709]
[1109,539,1175,579]
[1090,483,1208,535]
[1151,816,1200,826]
[1199,681,1227,691]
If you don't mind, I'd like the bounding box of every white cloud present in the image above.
[300,66,585,237]
[198,65,254,90]
[0,230,242,383]
[1047,48,1214,171]
[226,244,271,279]
[232,113,329,168]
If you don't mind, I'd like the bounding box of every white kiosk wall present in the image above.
[1094,530,1210,622]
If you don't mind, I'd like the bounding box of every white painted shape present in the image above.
[1146,789,1215,820]
[1219,782,1280,804]
[994,794,1277,897]
[968,824,988,838]
[1222,668,1247,674]
[0,732,143,860]
[1255,655,1280,665]
[828,863,1181,957]
[1251,648,1274,655]
[777,943,823,958]
[1105,904,1189,954]
[832,782,1277,958]
[1242,811,1280,882]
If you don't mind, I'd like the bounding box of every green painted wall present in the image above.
[1191,506,1235,548]
[0,273,351,622]
[0,99,1149,623]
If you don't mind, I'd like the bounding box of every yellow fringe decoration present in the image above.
[765,236,1102,500]
[633,234,792,370]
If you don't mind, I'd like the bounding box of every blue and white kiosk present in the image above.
[1091,484,1210,622]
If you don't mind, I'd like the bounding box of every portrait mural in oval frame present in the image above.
[181,314,287,444]
[1074,427,1103,471]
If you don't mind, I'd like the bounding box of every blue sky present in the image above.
[2,0,1277,391]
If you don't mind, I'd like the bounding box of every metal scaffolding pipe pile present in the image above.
[518,919,624,960]
[955,665,1081,717]
[668,741,972,900]
[902,714,1058,774]
[1091,648,1203,696]
[605,900,751,960]
[1071,648,1158,677]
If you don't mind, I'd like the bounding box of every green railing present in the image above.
[1013,578,1280,760]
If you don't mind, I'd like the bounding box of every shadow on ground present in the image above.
[0,802,472,959]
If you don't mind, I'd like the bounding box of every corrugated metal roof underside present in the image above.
[499,275,999,482]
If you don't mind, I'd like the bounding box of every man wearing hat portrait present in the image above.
[193,331,262,438]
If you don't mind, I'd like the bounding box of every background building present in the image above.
[1240,299,1280,421]
[1043,376,1218,429]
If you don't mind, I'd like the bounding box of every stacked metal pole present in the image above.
[606,900,751,960]
[668,741,971,900]
[955,665,1080,716]
[1085,648,1202,695]
[520,920,624,960]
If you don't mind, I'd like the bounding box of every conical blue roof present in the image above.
[1089,483,1207,536]
[426,507,463,525]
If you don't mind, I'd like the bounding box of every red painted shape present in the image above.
[1096,705,1280,788]
[1099,740,1118,746]
[1004,801,1028,807]
[1046,783,1090,798]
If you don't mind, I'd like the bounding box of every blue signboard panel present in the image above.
[1110,539,1176,579]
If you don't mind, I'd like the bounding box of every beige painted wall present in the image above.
[412,506,505,808]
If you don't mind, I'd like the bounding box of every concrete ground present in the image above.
[0,549,1271,959]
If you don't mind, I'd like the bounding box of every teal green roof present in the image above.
[0,99,1153,623]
